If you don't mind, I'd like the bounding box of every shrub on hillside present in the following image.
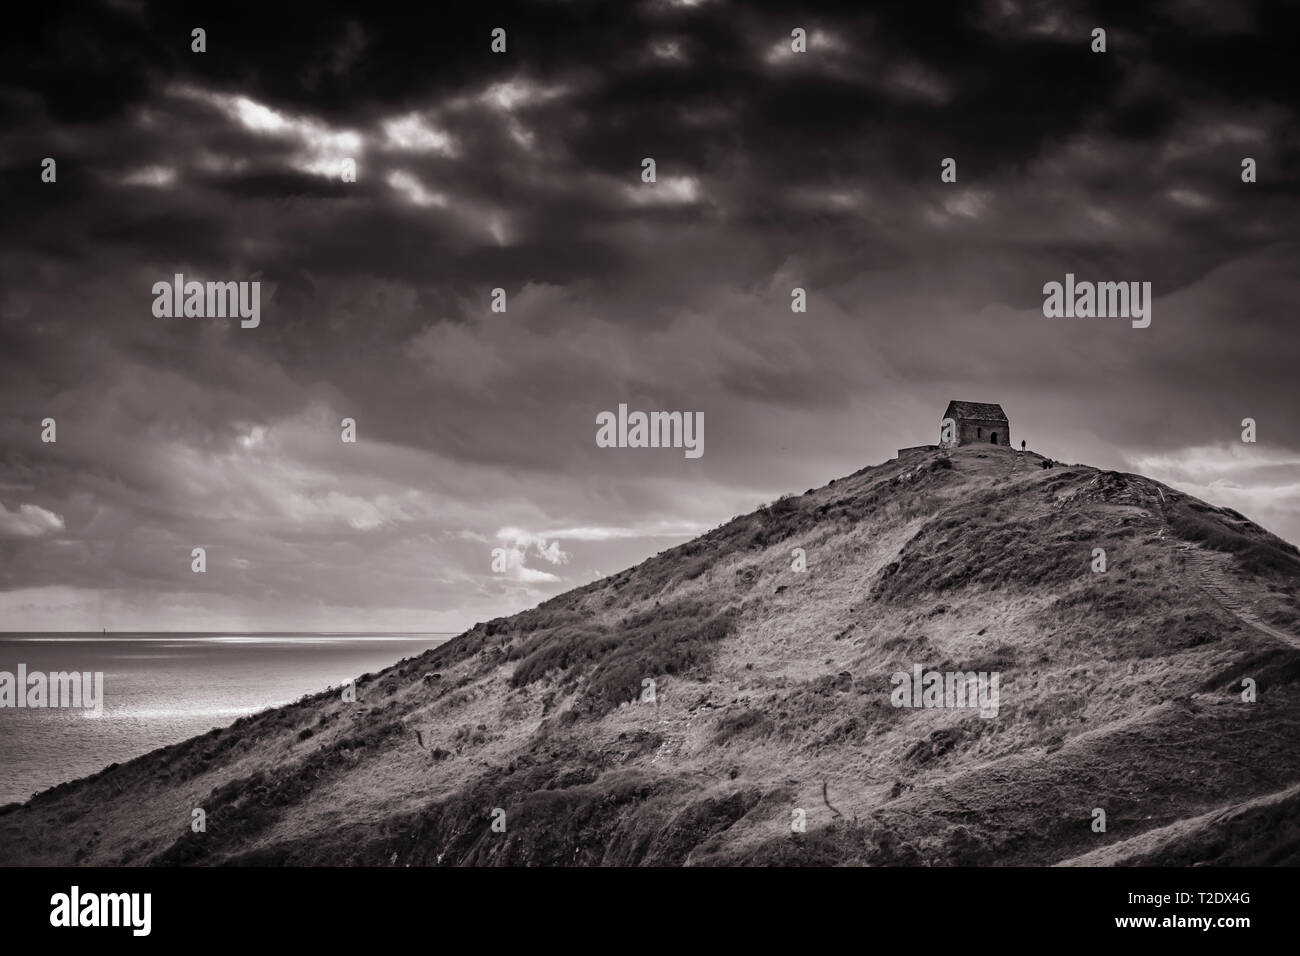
[712,709,775,745]
[768,494,800,515]
[583,605,739,716]
[874,512,1089,601]
[508,599,740,720]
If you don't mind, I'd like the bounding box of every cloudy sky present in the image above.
[1,0,1297,632]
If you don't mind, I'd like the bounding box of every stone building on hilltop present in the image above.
[942,400,1010,447]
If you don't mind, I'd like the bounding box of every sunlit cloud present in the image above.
[168,85,364,178]
[492,528,573,582]
[625,175,702,205]
[0,502,65,539]
[120,165,177,187]
[381,112,458,155]
[386,169,447,207]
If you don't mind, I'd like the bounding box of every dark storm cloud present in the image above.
[1,0,1298,628]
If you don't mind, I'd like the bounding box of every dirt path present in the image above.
[1179,544,1300,651]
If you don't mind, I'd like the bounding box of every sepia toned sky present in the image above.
[1,0,1298,631]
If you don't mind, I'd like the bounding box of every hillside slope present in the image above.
[3,443,1299,866]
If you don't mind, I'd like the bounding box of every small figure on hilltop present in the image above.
[1020,439,1026,452]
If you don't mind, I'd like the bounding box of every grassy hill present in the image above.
[3,443,1299,866]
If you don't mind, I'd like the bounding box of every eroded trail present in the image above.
[1179,544,1300,651]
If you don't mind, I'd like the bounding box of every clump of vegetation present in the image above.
[964,643,1017,671]
[875,505,1096,602]
[767,494,801,515]
[507,598,739,719]
[713,709,775,745]
[453,724,489,749]
[1167,500,1300,578]
[1266,606,1300,630]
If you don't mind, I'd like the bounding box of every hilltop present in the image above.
[3,443,1299,866]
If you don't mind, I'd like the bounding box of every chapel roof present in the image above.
[944,400,1008,422]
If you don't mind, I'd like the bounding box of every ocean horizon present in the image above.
[0,632,454,805]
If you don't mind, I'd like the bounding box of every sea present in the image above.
[0,632,452,806]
